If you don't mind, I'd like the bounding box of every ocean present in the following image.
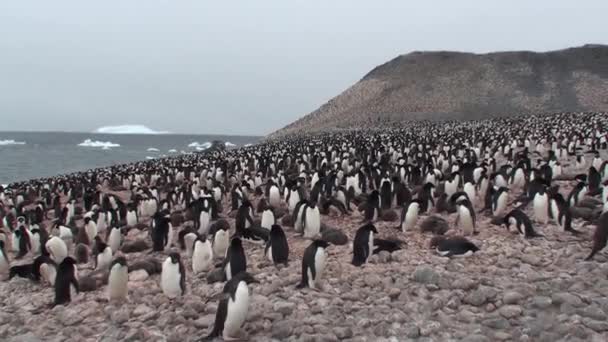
[0,132,260,184]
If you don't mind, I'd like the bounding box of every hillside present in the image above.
[269,44,608,138]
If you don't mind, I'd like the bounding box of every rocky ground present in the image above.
[1,175,608,341]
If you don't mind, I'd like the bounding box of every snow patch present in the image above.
[78,139,120,148]
[0,139,26,146]
[94,125,168,135]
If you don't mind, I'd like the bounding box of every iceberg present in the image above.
[244,143,253,147]
[147,147,160,152]
[0,139,26,146]
[78,139,120,148]
[94,125,169,135]
[188,141,212,149]
[168,149,178,153]
[225,142,236,147]
[145,156,155,160]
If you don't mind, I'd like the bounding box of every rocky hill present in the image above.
[270,44,608,138]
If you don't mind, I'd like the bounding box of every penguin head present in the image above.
[111,256,128,269]
[168,252,181,264]
[84,216,91,225]
[313,239,330,249]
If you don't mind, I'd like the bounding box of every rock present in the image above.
[499,305,523,318]
[420,321,440,336]
[530,296,552,309]
[494,332,511,341]
[333,327,353,339]
[503,291,525,304]
[404,324,421,339]
[451,277,478,290]
[321,227,348,245]
[521,254,542,266]
[583,318,608,332]
[364,274,382,287]
[133,304,153,317]
[482,317,510,329]
[273,301,296,316]
[578,306,608,321]
[420,215,449,235]
[378,251,391,263]
[412,266,440,285]
[552,292,584,307]
[129,270,149,282]
[111,307,130,324]
[120,239,149,253]
[9,332,41,342]
[206,268,226,283]
[388,288,401,300]
[58,308,85,326]
[272,321,294,339]
[381,209,399,222]
[193,314,215,329]
[281,214,294,227]
[464,287,494,307]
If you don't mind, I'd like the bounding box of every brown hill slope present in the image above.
[269,44,608,138]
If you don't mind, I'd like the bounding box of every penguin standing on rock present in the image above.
[265,224,289,267]
[0,240,9,276]
[400,200,421,232]
[211,222,230,259]
[503,209,543,238]
[455,199,477,236]
[352,223,378,266]
[302,202,321,239]
[491,187,509,218]
[585,211,608,261]
[202,272,259,341]
[297,239,329,290]
[93,236,113,271]
[192,235,214,274]
[107,226,122,253]
[161,252,186,298]
[108,256,128,302]
[151,212,172,252]
[54,256,79,306]
[224,238,247,281]
[533,186,550,225]
[45,236,68,264]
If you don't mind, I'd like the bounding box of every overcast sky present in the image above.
[1,1,607,135]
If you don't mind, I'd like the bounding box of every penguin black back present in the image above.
[54,257,79,306]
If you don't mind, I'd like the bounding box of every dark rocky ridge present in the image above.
[270,44,608,138]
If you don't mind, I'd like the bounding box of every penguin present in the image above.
[400,200,421,232]
[533,186,550,224]
[107,226,122,253]
[83,216,97,244]
[29,226,47,256]
[203,272,258,341]
[463,181,477,207]
[74,243,89,264]
[586,211,608,260]
[178,230,198,257]
[550,193,580,235]
[352,223,378,266]
[93,236,113,271]
[260,206,275,230]
[503,209,543,238]
[293,200,308,233]
[301,202,321,239]
[126,204,138,227]
[45,236,68,264]
[224,237,247,281]
[568,181,588,207]
[297,239,329,290]
[54,256,79,306]
[455,199,477,236]
[33,254,57,286]
[151,211,172,252]
[211,223,230,259]
[363,190,381,221]
[192,235,214,274]
[108,256,129,302]
[268,182,281,209]
[430,236,479,257]
[161,252,186,298]
[13,225,31,258]
[379,177,392,210]
[0,240,9,276]
[491,187,509,218]
[265,224,289,266]
[198,205,211,236]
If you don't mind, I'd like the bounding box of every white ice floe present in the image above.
[147,147,160,152]
[78,139,120,148]
[244,143,253,147]
[188,142,212,149]
[225,142,236,147]
[0,139,26,146]
[168,149,177,153]
[145,156,155,160]
[94,125,169,135]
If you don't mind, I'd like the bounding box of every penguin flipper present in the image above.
[200,299,227,341]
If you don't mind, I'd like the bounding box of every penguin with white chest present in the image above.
[45,236,68,264]
[297,239,329,290]
[161,252,186,298]
[352,223,378,266]
[0,240,9,277]
[54,256,79,306]
[491,187,509,218]
[33,253,56,286]
[503,209,543,238]
[430,236,479,257]
[83,216,97,244]
[108,256,128,302]
[192,235,214,274]
[533,186,550,224]
[260,206,275,230]
[203,272,258,341]
[211,221,230,259]
[93,236,113,271]
[265,224,289,267]
[455,199,477,236]
[400,200,421,232]
[107,226,122,254]
[301,202,321,239]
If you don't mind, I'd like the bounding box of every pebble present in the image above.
[412,267,440,285]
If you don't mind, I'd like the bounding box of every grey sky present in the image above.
[1,1,607,135]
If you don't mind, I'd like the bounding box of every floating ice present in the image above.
[78,139,120,148]
[188,142,212,149]
[225,142,236,147]
[0,139,26,146]
[94,125,169,135]
[147,147,160,152]
[145,156,155,160]
[168,149,178,153]
[244,143,253,147]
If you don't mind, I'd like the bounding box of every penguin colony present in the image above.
[1,111,608,340]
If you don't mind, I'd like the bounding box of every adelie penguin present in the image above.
[550,193,580,235]
[491,187,509,218]
[260,206,275,230]
[430,236,479,257]
[265,224,289,267]
[13,225,31,259]
[352,223,378,266]
[224,237,247,281]
[585,211,608,261]
[161,252,186,298]
[107,226,122,254]
[54,256,79,306]
[400,200,421,232]
[192,235,214,274]
[108,256,128,302]
[568,181,588,207]
[201,272,258,341]
[503,209,543,238]
[45,236,68,264]
[533,186,550,225]
[297,239,329,290]
[301,201,321,239]
[151,211,172,252]
[211,221,230,259]
[455,198,477,236]
[93,236,113,271]
[0,240,9,277]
